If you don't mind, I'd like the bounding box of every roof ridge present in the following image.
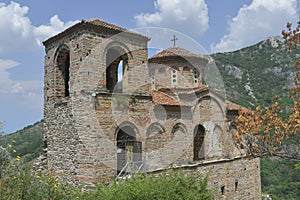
[85,18,126,31]
[149,46,205,60]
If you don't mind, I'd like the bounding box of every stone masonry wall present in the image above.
[43,20,261,199]
[44,25,149,181]
[151,157,261,200]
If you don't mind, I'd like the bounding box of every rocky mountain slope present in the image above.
[211,36,298,109]
[210,36,300,199]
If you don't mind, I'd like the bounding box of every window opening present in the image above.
[221,186,225,195]
[193,69,199,86]
[55,46,70,99]
[106,48,128,93]
[151,71,155,89]
[117,60,123,92]
[235,181,238,192]
[193,124,205,161]
[171,68,177,86]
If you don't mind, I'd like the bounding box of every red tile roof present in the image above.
[44,18,149,45]
[151,89,247,112]
[86,18,127,32]
[226,100,248,112]
[85,19,149,39]
[150,90,190,106]
[149,46,208,61]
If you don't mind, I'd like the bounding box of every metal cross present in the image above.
[171,35,178,47]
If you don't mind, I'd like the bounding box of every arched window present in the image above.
[193,124,205,161]
[116,123,141,175]
[106,48,128,93]
[55,45,70,99]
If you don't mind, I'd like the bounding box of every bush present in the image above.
[0,156,213,200]
[92,170,213,200]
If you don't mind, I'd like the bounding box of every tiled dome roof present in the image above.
[149,46,205,61]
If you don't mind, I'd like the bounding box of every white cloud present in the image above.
[34,15,79,46]
[0,1,78,95]
[0,1,78,54]
[134,0,209,37]
[0,59,20,93]
[0,2,35,53]
[0,58,43,133]
[0,59,41,94]
[211,0,299,53]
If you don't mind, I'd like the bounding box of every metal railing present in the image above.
[115,159,146,181]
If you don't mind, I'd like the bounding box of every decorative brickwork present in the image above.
[42,18,261,198]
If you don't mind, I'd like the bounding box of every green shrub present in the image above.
[0,158,213,200]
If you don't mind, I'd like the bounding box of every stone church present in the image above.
[42,18,261,199]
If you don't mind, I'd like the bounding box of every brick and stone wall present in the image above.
[42,19,261,199]
[151,157,261,200]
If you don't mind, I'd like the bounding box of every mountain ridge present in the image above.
[211,36,297,109]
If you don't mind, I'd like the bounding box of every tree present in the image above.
[233,22,300,161]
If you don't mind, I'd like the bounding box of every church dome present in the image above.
[149,46,208,64]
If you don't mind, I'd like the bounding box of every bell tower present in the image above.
[43,19,149,178]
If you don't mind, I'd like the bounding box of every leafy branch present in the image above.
[234,22,300,161]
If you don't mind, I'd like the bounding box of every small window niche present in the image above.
[193,69,199,87]
[235,181,238,192]
[221,185,225,196]
[171,67,178,86]
[151,71,155,90]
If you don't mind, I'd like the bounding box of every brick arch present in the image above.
[146,122,165,137]
[114,121,140,140]
[103,41,133,61]
[53,44,70,99]
[171,122,187,134]
[193,95,225,118]
[115,121,141,174]
[145,122,167,151]
[104,42,133,93]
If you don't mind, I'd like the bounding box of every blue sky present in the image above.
[0,0,299,134]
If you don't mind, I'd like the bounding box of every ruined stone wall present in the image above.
[196,157,261,200]
[151,157,261,200]
[44,29,86,179]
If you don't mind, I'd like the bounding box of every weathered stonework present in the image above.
[42,18,261,198]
